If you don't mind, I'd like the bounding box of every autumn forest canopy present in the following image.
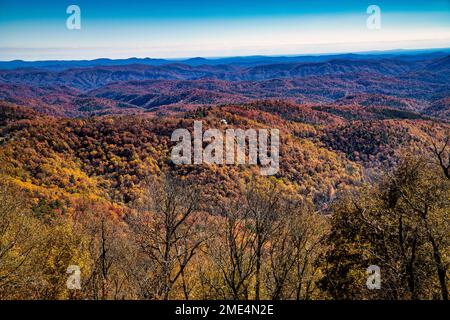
[0,51,449,300]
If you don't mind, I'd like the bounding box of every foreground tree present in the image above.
[72,200,132,300]
[431,135,450,180]
[127,174,205,300]
[0,182,42,298]
[321,155,449,300]
[203,177,329,300]
[262,203,327,300]
[0,181,91,299]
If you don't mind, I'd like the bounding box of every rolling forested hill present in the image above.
[0,53,448,300]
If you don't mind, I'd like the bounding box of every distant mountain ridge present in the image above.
[1,48,449,70]
[0,51,448,120]
[1,54,449,91]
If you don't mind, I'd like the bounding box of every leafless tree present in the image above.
[128,174,205,300]
[431,135,450,180]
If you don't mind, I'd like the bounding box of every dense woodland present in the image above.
[0,54,449,300]
[0,99,448,300]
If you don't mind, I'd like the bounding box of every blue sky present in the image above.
[0,0,449,60]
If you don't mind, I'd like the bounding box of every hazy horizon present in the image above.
[0,46,449,63]
[1,0,450,60]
